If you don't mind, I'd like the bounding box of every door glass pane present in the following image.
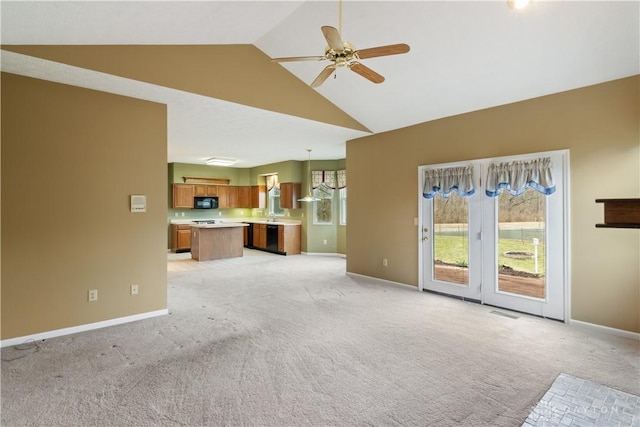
[497,187,546,298]
[433,193,469,286]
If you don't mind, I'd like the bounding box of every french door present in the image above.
[418,151,568,321]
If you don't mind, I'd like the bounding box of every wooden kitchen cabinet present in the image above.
[280,182,302,209]
[171,224,192,252]
[172,184,194,209]
[278,224,301,255]
[195,185,218,197]
[251,185,266,209]
[238,186,251,208]
[227,186,239,208]
[253,223,266,249]
[217,186,229,208]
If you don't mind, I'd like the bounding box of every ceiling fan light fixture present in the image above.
[507,0,532,10]
[205,157,237,166]
[270,0,410,88]
[298,148,320,202]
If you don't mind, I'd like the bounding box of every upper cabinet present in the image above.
[251,185,266,209]
[280,182,302,209]
[172,184,194,209]
[195,185,218,197]
[238,186,251,208]
[217,185,230,208]
[228,186,239,208]
[173,183,253,209]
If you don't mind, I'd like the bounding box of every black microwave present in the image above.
[194,196,218,209]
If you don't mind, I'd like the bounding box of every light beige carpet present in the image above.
[2,250,639,426]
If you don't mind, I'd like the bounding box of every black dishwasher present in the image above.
[266,224,279,252]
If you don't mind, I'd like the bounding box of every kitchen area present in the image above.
[168,169,302,261]
[167,159,346,260]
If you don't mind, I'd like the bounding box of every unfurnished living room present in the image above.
[1,1,639,426]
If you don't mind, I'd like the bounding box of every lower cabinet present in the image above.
[278,225,301,255]
[253,223,267,249]
[171,224,192,252]
[250,223,300,255]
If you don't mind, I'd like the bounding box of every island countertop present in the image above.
[189,222,248,229]
[190,224,246,261]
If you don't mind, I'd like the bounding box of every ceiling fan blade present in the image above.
[271,55,327,63]
[348,62,385,84]
[321,26,344,52]
[356,43,410,60]
[311,65,336,88]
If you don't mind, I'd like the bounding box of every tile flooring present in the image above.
[523,373,639,426]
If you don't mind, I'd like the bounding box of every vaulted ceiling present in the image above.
[2,1,638,167]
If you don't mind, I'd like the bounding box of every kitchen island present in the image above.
[190,222,248,261]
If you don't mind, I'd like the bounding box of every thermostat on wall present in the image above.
[130,195,147,213]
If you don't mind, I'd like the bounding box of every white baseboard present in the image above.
[569,319,640,341]
[345,273,640,341]
[0,309,169,348]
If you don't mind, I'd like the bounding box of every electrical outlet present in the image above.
[131,284,139,295]
[88,289,98,302]
[181,212,185,217]
[323,239,327,245]
[383,258,388,267]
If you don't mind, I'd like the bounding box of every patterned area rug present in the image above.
[523,373,639,426]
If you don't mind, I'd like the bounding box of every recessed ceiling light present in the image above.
[205,157,237,166]
[507,0,532,10]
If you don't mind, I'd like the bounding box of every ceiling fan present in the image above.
[270,2,410,88]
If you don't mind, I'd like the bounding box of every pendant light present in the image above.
[298,149,320,202]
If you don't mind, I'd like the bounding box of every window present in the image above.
[266,174,284,216]
[313,184,334,225]
[339,187,347,225]
[338,170,347,225]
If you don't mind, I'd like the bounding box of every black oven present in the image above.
[194,196,218,209]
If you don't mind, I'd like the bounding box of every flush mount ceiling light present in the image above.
[298,149,320,202]
[205,157,237,166]
[507,0,532,10]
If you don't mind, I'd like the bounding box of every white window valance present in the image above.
[485,157,555,197]
[312,170,337,190]
[423,166,475,199]
[266,174,279,191]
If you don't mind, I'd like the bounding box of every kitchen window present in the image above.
[266,174,284,216]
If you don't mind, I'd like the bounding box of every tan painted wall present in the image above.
[3,45,368,133]
[346,76,640,333]
[1,73,168,340]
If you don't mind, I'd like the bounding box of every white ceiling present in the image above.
[2,1,639,167]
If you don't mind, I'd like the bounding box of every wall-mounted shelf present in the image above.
[595,198,640,228]
[183,177,230,185]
